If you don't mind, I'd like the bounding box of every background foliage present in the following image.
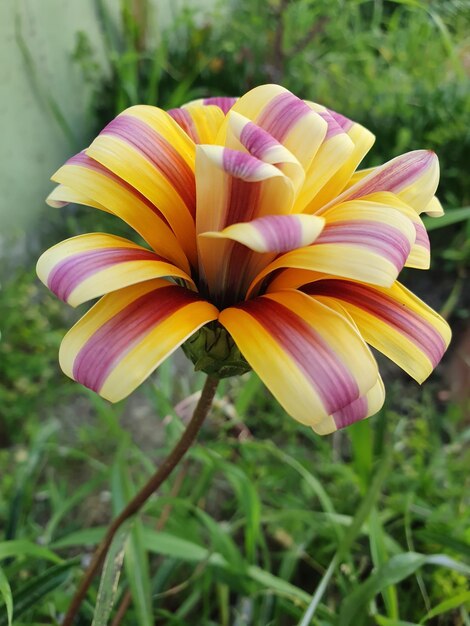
[1,0,469,624]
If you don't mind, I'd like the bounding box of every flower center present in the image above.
[182,321,251,379]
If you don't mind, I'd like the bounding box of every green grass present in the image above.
[0,358,469,624]
[1,0,470,623]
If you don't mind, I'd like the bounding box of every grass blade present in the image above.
[0,561,76,626]
[92,521,131,626]
[298,448,393,626]
[0,567,12,626]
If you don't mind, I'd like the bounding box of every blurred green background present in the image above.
[0,0,469,624]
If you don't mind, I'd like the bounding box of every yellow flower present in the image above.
[37,85,451,434]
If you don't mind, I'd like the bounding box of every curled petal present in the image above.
[60,280,218,402]
[219,290,378,429]
[226,84,327,171]
[423,195,444,217]
[304,279,451,383]
[301,103,375,212]
[37,233,193,307]
[225,111,305,195]
[324,150,439,215]
[51,152,189,272]
[86,106,197,264]
[200,214,324,253]
[248,200,416,297]
[168,103,226,144]
[313,376,385,435]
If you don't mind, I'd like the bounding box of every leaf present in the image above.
[422,206,470,231]
[111,456,152,626]
[0,561,76,626]
[142,529,309,607]
[298,449,393,626]
[92,522,131,626]
[369,507,399,619]
[0,567,12,626]
[0,540,62,564]
[375,616,420,626]
[420,591,470,622]
[51,527,106,549]
[339,553,470,626]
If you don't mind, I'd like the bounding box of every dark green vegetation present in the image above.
[1,0,469,624]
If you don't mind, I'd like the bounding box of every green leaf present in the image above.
[422,206,470,231]
[92,522,131,626]
[375,616,420,626]
[298,449,393,626]
[339,553,470,626]
[0,567,12,626]
[369,507,399,619]
[111,456,153,626]
[51,527,105,549]
[0,540,62,564]
[0,561,76,626]
[420,591,470,622]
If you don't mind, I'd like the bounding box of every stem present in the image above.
[62,375,219,626]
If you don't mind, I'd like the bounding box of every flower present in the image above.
[37,85,451,435]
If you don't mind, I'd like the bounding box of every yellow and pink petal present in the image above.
[324,150,439,215]
[86,107,198,264]
[200,214,324,253]
[219,289,378,428]
[303,279,451,383]
[226,85,327,171]
[51,152,190,272]
[36,233,193,307]
[59,280,218,402]
[247,200,416,297]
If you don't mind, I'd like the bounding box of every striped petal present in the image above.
[360,192,431,269]
[196,145,295,302]
[313,375,385,435]
[247,200,416,297]
[201,214,324,253]
[322,150,439,215]
[60,280,218,402]
[303,279,451,383]
[47,184,107,211]
[219,289,378,428]
[225,85,327,171]
[86,106,198,264]
[294,106,355,212]
[195,145,294,234]
[225,111,305,196]
[36,234,193,307]
[168,103,226,144]
[50,153,190,272]
[302,104,375,212]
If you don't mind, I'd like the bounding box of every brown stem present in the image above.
[62,375,219,626]
[110,462,189,626]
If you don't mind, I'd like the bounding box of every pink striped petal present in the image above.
[322,150,439,215]
[50,152,190,272]
[201,96,238,113]
[247,200,416,297]
[60,280,218,402]
[36,233,193,307]
[219,290,378,429]
[225,112,305,195]
[195,145,295,304]
[201,214,324,253]
[86,106,198,264]
[313,376,385,435]
[301,103,375,212]
[303,279,451,383]
[229,85,327,171]
[168,102,226,144]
